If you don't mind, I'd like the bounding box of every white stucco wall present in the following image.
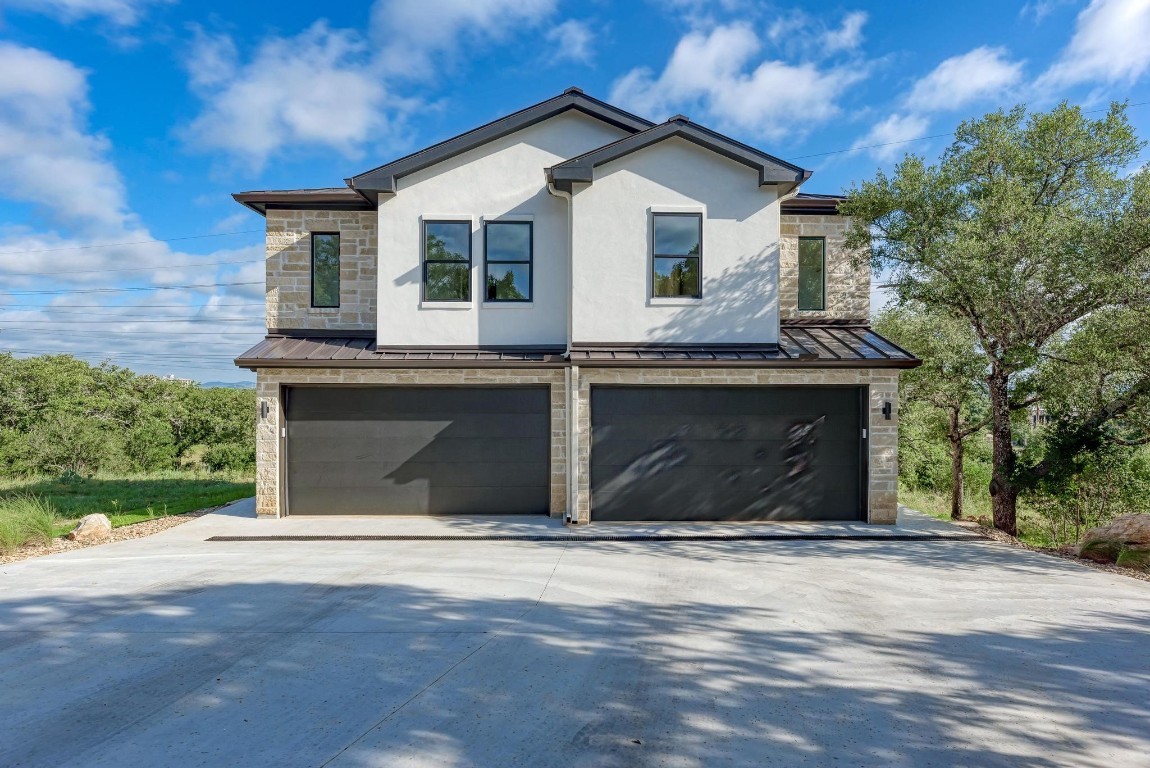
[570,137,780,345]
[377,111,630,347]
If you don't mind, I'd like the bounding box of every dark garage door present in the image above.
[285,386,550,515]
[590,386,864,522]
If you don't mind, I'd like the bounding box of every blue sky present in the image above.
[1,0,1149,382]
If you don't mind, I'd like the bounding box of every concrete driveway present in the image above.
[1,503,1148,767]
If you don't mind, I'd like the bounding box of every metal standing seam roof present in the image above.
[235,324,919,369]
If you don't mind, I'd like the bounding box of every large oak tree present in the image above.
[842,103,1150,535]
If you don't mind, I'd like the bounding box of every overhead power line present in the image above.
[1,257,263,277]
[0,230,263,256]
[0,281,262,296]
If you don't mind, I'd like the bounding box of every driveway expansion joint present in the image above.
[205,532,986,542]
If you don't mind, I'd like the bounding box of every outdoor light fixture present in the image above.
[260,401,270,419]
[882,401,893,420]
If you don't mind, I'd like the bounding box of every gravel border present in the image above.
[975,524,1150,583]
[0,505,225,566]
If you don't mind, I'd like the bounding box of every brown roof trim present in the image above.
[267,328,376,339]
[781,192,848,216]
[231,188,374,217]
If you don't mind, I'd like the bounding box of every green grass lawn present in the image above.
[0,471,254,535]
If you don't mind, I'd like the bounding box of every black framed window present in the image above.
[652,213,701,298]
[484,221,532,302]
[423,220,471,301]
[798,236,826,311]
[311,232,340,308]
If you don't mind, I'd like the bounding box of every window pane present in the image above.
[486,222,531,262]
[653,256,700,297]
[425,221,470,261]
[798,237,825,310]
[653,214,700,256]
[425,263,470,301]
[312,233,340,308]
[486,264,530,301]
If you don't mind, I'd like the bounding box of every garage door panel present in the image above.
[590,386,863,522]
[591,436,863,468]
[591,414,854,443]
[286,436,549,465]
[286,386,549,516]
[286,484,547,516]
[595,387,861,417]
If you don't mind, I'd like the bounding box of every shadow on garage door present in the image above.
[590,385,866,522]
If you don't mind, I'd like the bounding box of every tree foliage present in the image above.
[0,354,255,477]
[843,102,1150,534]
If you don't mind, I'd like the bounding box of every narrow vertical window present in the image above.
[485,221,532,301]
[311,232,340,308]
[652,213,702,298]
[423,221,472,301]
[798,236,826,311]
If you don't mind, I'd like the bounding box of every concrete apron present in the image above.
[198,498,983,542]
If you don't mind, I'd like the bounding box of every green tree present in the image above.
[843,102,1150,534]
[874,304,990,518]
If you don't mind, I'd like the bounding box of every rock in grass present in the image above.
[1077,514,1150,566]
[67,514,112,542]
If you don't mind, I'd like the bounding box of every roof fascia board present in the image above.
[348,90,654,195]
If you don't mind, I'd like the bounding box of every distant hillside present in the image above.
[199,381,256,389]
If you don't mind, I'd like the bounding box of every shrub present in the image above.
[202,443,255,473]
[0,494,60,550]
[124,420,177,472]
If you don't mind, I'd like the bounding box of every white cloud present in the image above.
[371,0,557,77]
[905,46,1024,112]
[182,22,398,169]
[851,113,931,162]
[609,23,866,139]
[0,42,132,234]
[1039,0,1150,87]
[0,0,170,26]
[822,11,868,53]
[546,20,595,64]
[184,0,564,165]
[0,43,267,380]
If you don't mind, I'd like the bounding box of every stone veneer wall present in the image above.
[265,210,377,330]
[572,367,900,524]
[779,214,870,320]
[254,368,567,518]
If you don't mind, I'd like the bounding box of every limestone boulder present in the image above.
[1077,514,1150,570]
[67,514,112,542]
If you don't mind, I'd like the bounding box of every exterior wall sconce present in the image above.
[260,401,270,420]
[882,401,892,420]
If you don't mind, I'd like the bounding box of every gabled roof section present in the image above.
[547,116,811,194]
[347,88,654,201]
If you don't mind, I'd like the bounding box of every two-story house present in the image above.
[234,88,919,524]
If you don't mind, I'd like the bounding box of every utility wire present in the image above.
[0,230,262,256]
[0,257,263,277]
[0,281,262,296]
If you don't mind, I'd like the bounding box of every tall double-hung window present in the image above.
[484,221,532,302]
[423,221,471,301]
[652,213,702,298]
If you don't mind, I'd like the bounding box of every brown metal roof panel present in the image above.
[787,328,840,359]
[329,337,374,360]
[809,328,862,360]
[778,329,816,360]
[832,327,886,359]
[235,338,278,361]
